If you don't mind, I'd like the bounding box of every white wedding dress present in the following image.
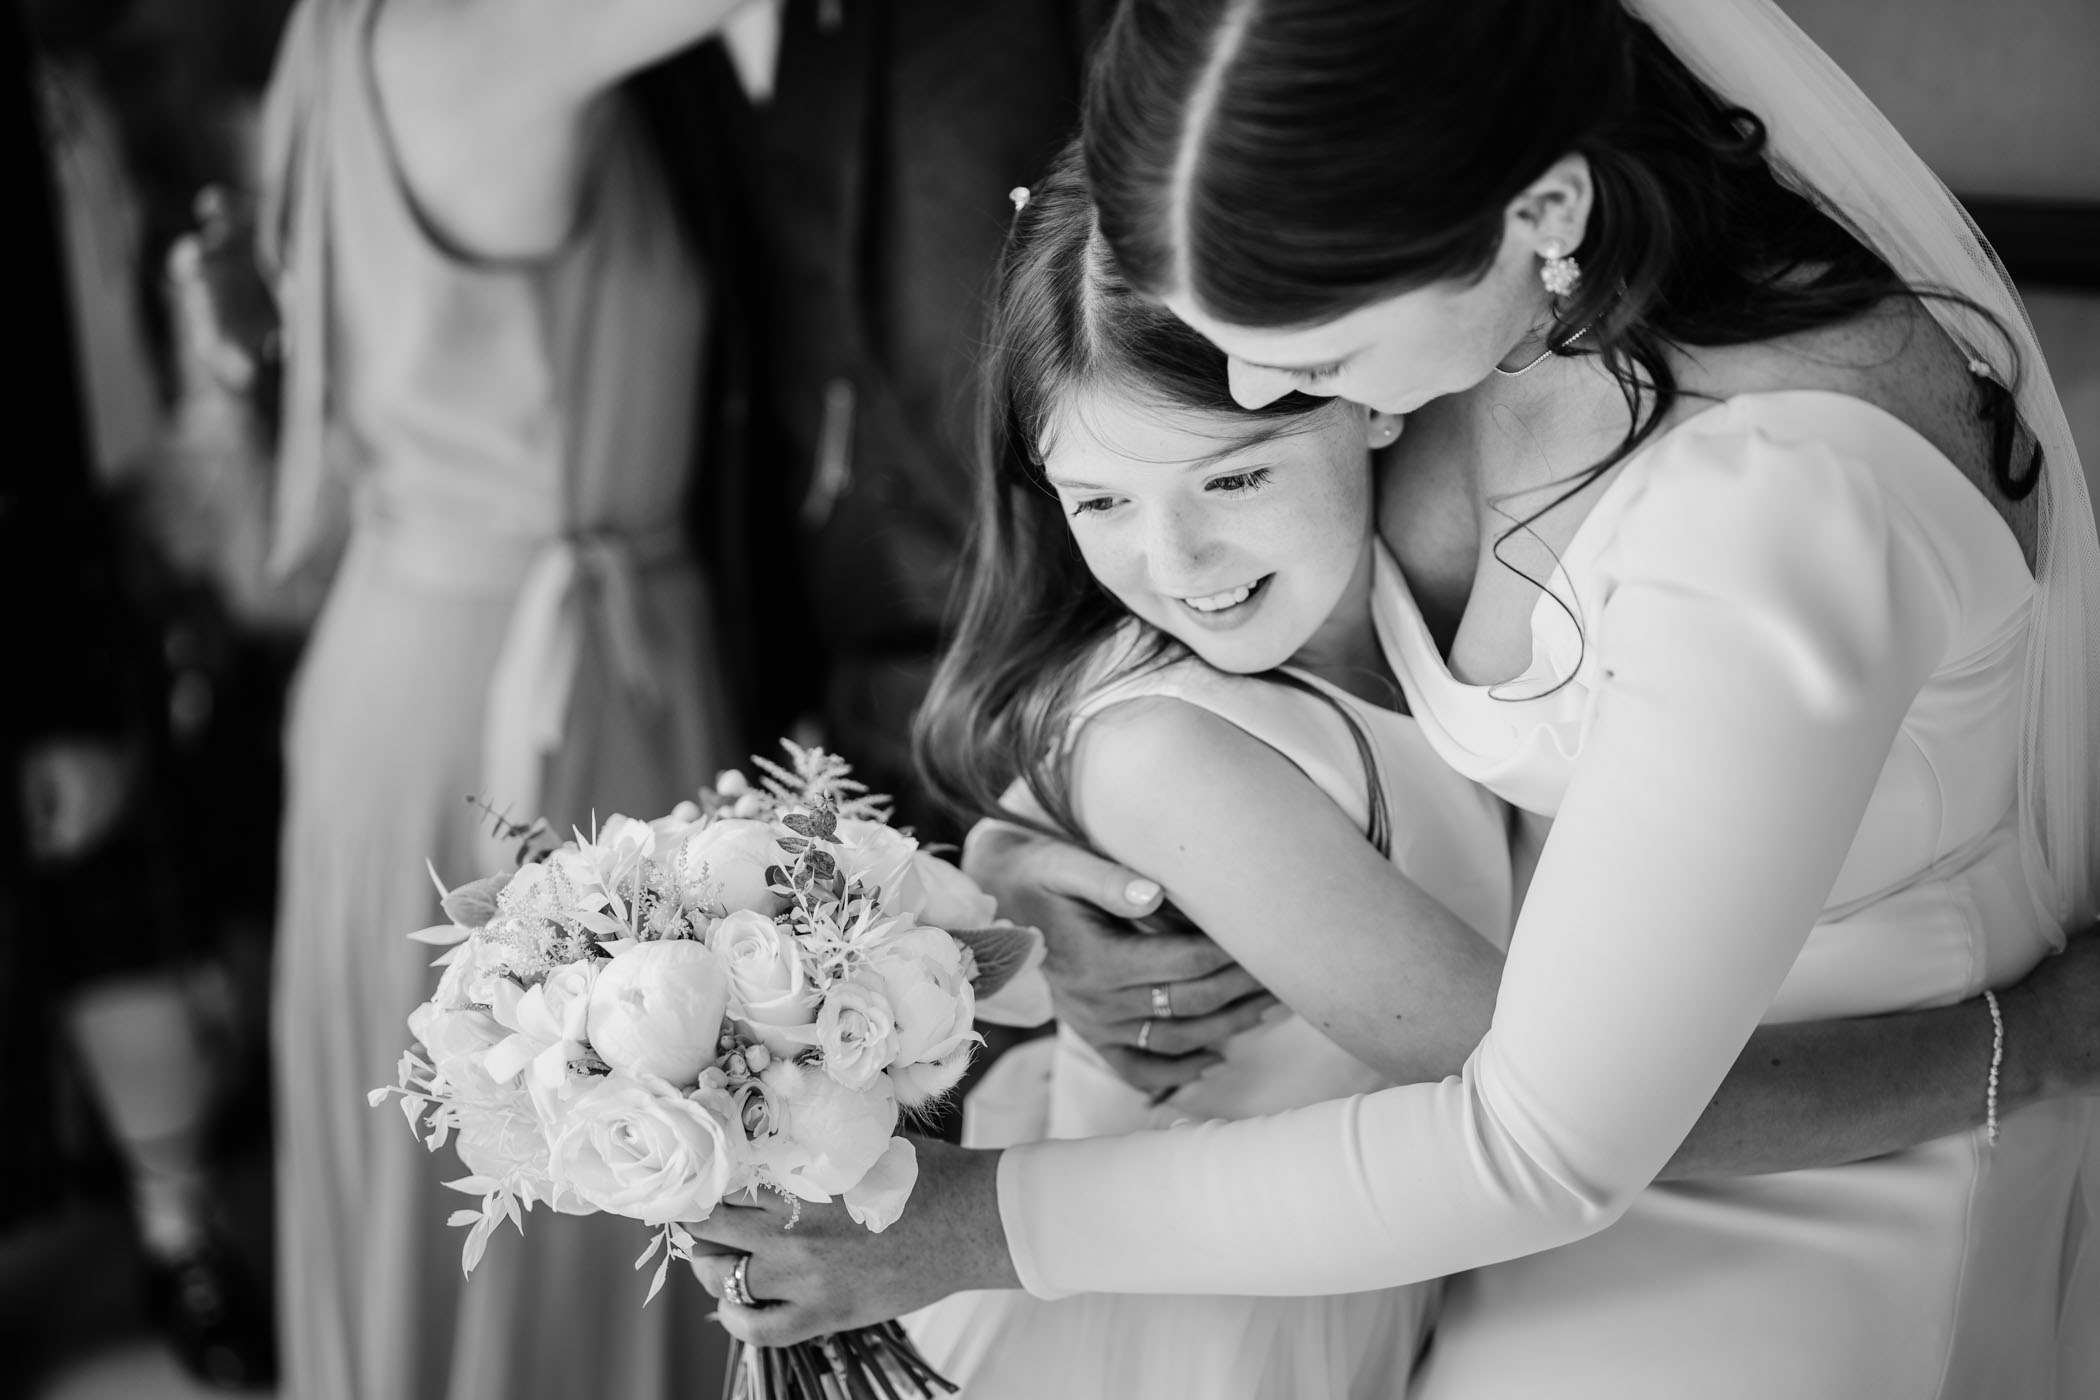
[988,392,2094,1397]
[909,638,1514,1398]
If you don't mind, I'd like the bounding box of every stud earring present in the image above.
[1369,416,1401,448]
[1539,239,1582,300]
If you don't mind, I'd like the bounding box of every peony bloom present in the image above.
[709,909,818,1055]
[586,940,730,1087]
[677,820,790,915]
[751,1058,899,1200]
[543,1072,741,1225]
[860,922,979,1069]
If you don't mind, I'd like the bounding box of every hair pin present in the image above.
[1009,186,1032,214]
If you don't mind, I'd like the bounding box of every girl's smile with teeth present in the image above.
[1182,577,1270,613]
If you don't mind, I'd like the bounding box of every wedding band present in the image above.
[1149,984,1174,1019]
[1137,1018,1154,1053]
[726,1254,756,1308]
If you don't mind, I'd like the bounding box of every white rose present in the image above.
[453,1099,567,1201]
[814,978,900,1090]
[433,934,505,1011]
[862,923,978,1068]
[833,820,922,907]
[677,820,790,915]
[752,1058,899,1199]
[909,853,999,929]
[543,1072,741,1225]
[586,940,730,1087]
[709,909,818,1055]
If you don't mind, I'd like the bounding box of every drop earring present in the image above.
[1539,239,1582,299]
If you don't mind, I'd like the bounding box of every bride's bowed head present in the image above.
[1084,0,2094,927]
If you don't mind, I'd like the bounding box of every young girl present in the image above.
[904,150,1507,1399]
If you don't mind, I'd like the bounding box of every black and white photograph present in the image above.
[4,2,2098,1397]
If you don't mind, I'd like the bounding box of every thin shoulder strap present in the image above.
[1075,646,1391,860]
[1262,670,1391,861]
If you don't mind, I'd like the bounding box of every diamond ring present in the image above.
[726,1254,757,1308]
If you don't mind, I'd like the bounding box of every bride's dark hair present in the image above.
[915,144,1347,840]
[1084,0,2036,504]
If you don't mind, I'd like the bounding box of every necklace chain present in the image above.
[1494,324,1591,378]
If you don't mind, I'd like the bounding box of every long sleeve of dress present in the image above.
[998,423,1971,1298]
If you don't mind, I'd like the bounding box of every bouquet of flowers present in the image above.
[373,744,1041,1398]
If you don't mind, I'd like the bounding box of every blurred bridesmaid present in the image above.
[259,2,751,1396]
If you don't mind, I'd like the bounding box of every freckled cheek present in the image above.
[1281,485,1371,594]
[1302,454,1375,540]
[1073,534,1150,608]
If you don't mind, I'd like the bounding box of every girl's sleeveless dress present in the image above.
[261,4,731,1397]
[987,392,2095,1398]
[910,638,1514,1398]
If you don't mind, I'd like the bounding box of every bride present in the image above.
[692,2,2100,1394]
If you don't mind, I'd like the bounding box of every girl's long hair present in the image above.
[1084,0,2038,520]
[914,144,1332,840]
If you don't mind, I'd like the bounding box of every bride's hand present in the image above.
[963,821,1280,1096]
[688,1138,1015,1347]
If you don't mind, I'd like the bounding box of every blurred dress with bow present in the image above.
[259,3,730,1397]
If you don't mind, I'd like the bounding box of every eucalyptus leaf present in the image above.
[645,1254,671,1305]
[441,871,513,928]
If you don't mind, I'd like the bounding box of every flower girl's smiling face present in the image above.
[1042,387,1378,675]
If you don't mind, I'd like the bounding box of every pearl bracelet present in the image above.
[1983,989,2004,1148]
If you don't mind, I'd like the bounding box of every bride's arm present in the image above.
[1067,692,2100,1180]
[970,813,2083,1181]
[371,0,748,258]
